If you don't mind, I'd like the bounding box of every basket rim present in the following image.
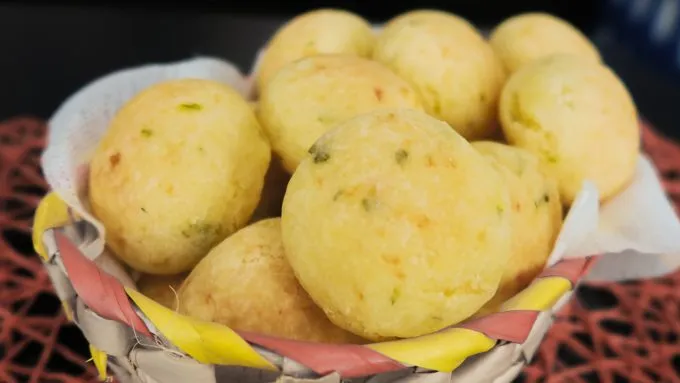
[33,191,594,378]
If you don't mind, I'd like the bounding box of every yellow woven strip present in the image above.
[32,192,70,260]
[501,276,572,312]
[33,193,75,321]
[88,344,108,381]
[61,300,73,322]
[126,288,276,370]
[369,276,572,370]
[368,327,495,371]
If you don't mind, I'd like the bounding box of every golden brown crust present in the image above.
[499,55,639,206]
[373,10,506,140]
[281,109,513,340]
[88,79,271,274]
[255,9,375,93]
[490,13,601,75]
[179,218,363,344]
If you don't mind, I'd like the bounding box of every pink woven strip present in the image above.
[55,232,151,337]
[539,257,600,284]
[459,310,540,343]
[239,257,602,376]
[239,331,405,378]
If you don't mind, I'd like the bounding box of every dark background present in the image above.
[0,0,603,25]
[0,0,678,140]
[1,1,679,382]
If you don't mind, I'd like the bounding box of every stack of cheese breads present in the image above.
[86,9,639,342]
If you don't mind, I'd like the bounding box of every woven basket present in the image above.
[28,21,676,383]
[32,187,598,383]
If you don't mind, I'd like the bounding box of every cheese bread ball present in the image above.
[490,13,601,75]
[473,142,562,312]
[383,9,477,31]
[282,109,512,340]
[255,9,375,92]
[138,273,187,311]
[179,218,362,344]
[373,10,506,140]
[499,55,639,205]
[89,79,271,275]
[258,54,423,173]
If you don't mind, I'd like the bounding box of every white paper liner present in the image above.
[42,56,680,284]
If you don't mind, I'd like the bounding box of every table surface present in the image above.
[0,4,680,383]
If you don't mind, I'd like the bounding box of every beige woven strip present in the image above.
[365,370,418,383]
[552,291,574,313]
[43,261,76,306]
[109,357,143,383]
[41,231,76,306]
[449,343,522,381]
[492,362,526,383]
[520,311,554,361]
[275,373,341,383]
[130,348,217,383]
[390,372,451,383]
[214,365,281,382]
[74,299,134,356]
[134,365,162,383]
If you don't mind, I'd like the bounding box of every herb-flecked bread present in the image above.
[281,109,513,340]
[88,79,271,275]
[258,54,423,173]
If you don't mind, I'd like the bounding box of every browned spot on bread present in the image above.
[109,152,121,168]
[381,254,401,266]
[151,257,171,267]
[414,214,431,228]
[203,291,218,319]
[374,87,384,101]
[110,234,127,253]
[426,155,435,167]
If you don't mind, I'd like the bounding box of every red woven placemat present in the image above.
[0,117,678,383]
